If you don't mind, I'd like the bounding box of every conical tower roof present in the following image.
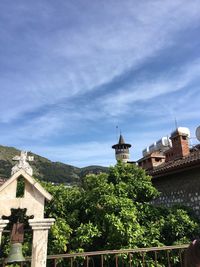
[118,134,125,144]
[112,134,131,149]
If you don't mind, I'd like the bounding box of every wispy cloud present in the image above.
[99,58,200,117]
[0,1,200,166]
[1,1,200,122]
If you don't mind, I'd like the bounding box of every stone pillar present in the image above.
[29,218,55,267]
[0,219,9,245]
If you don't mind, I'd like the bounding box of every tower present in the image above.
[112,134,131,163]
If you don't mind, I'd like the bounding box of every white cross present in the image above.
[12,151,34,176]
[13,151,34,163]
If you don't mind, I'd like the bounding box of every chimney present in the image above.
[170,127,190,160]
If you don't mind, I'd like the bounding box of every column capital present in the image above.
[29,218,55,230]
[0,219,9,231]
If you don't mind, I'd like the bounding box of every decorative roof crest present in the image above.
[11,151,34,176]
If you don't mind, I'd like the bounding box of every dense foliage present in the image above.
[43,162,200,254]
[1,161,199,267]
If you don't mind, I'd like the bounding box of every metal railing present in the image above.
[1,244,188,267]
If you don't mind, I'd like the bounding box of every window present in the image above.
[16,177,25,198]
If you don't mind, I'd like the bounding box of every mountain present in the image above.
[0,145,108,184]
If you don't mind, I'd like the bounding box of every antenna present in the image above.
[116,126,119,141]
[174,117,178,129]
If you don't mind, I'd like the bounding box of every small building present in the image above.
[137,127,200,217]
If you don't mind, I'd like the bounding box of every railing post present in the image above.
[53,258,57,267]
[115,255,118,267]
[129,253,132,267]
[86,256,89,267]
[167,250,170,267]
[101,254,104,267]
[154,251,157,266]
[70,257,73,267]
[179,250,183,267]
[141,252,145,267]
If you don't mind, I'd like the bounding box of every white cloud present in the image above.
[100,59,200,117]
[1,1,200,166]
[1,58,199,144]
[1,1,200,122]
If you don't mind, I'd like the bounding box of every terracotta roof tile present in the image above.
[149,150,200,177]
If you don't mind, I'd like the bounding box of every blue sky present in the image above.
[0,0,200,167]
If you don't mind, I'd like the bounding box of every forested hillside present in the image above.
[0,145,108,184]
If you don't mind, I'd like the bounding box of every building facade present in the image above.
[138,127,200,217]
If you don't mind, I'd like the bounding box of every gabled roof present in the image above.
[0,169,52,201]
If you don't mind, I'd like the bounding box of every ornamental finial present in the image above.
[11,151,34,176]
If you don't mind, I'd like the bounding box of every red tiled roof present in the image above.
[148,150,200,178]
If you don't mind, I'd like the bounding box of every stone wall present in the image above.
[152,166,200,217]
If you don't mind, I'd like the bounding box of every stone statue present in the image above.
[11,151,34,176]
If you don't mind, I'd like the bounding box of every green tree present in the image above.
[43,162,200,253]
[2,162,198,267]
